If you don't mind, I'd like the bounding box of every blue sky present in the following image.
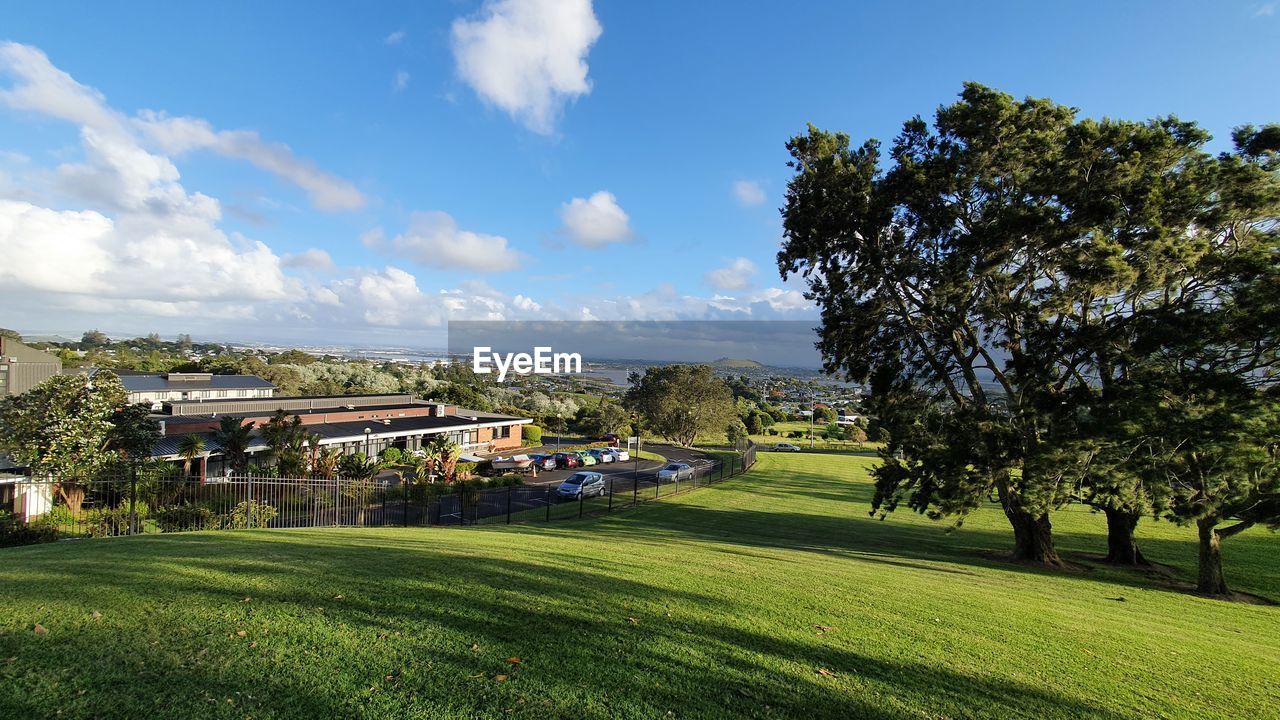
[1,0,1277,347]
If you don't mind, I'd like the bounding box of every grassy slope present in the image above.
[1,453,1277,720]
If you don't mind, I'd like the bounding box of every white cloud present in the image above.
[1254,3,1275,16]
[0,42,364,213]
[733,179,766,207]
[393,70,410,92]
[450,0,602,134]
[559,190,632,247]
[282,248,336,271]
[704,257,758,291]
[368,211,523,272]
[135,112,365,211]
[385,30,408,45]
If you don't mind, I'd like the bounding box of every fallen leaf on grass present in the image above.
[236,630,248,638]
[815,668,835,677]
[471,643,481,653]
[90,611,103,621]
[505,657,522,665]
[814,625,835,634]
[468,673,485,678]
[627,617,639,624]
[333,595,345,600]
[33,624,48,635]
[249,642,258,649]
[494,675,509,682]
[240,597,252,604]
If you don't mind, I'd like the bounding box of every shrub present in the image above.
[523,424,542,445]
[84,506,142,537]
[380,447,403,465]
[489,474,525,488]
[0,511,60,548]
[454,461,479,480]
[220,500,278,529]
[155,505,215,532]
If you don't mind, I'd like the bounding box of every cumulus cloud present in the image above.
[451,0,602,134]
[559,190,632,247]
[733,179,766,207]
[393,70,410,92]
[384,30,408,45]
[365,212,523,272]
[282,248,336,271]
[704,257,758,291]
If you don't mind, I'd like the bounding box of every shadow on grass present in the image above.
[0,532,1129,720]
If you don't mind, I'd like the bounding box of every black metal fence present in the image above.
[0,444,757,544]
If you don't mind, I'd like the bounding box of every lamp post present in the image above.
[363,427,372,458]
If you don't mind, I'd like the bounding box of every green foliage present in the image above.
[522,424,543,445]
[212,416,254,476]
[155,505,215,533]
[220,500,278,530]
[778,83,1277,567]
[625,365,736,447]
[105,403,161,464]
[0,371,126,479]
[380,447,403,465]
[0,511,60,548]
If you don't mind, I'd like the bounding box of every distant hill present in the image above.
[710,357,764,369]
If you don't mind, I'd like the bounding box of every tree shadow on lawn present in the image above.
[542,486,1277,603]
[0,533,1129,720]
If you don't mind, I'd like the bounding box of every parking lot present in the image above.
[509,443,714,491]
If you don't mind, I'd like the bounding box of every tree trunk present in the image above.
[1103,507,1149,565]
[996,474,1063,567]
[1006,506,1063,566]
[1196,517,1229,596]
[56,482,86,516]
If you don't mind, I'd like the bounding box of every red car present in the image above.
[599,433,621,447]
[553,452,582,469]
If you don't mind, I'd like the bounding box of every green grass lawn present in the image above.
[1,453,1277,719]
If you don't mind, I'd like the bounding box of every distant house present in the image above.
[0,336,63,398]
[118,372,276,408]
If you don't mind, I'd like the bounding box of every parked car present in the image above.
[588,448,615,464]
[657,463,694,481]
[553,452,581,469]
[574,450,598,466]
[610,448,630,462]
[557,472,606,499]
[772,443,801,452]
[527,453,557,471]
[599,433,621,447]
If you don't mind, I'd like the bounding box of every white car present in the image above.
[610,448,630,462]
[656,463,694,481]
[557,472,606,499]
[772,443,801,452]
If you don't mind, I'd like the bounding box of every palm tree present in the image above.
[176,434,206,478]
[213,416,254,476]
[313,447,341,480]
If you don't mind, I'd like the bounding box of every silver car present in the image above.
[656,463,694,481]
[557,471,606,499]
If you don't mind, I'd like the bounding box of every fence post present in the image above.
[578,488,584,518]
[608,479,614,512]
[246,474,255,529]
[506,486,512,525]
[545,486,551,522]
[128,465,138,535]
[633,475,638,506]
[403,479,409,527]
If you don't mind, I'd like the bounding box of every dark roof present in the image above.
[161,401,431,425]
[121,374,276,392]
[152,412,530,458]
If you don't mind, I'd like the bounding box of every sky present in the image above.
[1,0,1277,348]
